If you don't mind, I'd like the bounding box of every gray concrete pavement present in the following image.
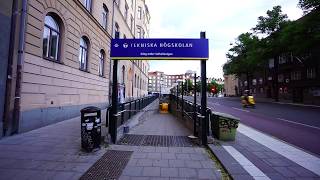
[113,113,222,180]
[0,117,107,180]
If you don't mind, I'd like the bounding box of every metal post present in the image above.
[200,31,207,145]
[193,73,197,136]
[181,81,184,118]
[176,85,179,110]
[110,31,120,143]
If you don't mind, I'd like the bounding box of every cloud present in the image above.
[146,0,303,78]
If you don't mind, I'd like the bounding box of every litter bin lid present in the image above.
[212,111,240,121]
[81,106,101,113]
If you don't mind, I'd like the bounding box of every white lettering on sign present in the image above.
[128,42,193,48]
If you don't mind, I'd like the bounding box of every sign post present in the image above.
[110,32,119,143]
[200,32,208,145]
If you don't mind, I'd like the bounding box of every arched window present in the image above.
[99,50,105,76]
[122,65,125,84]
[79,37,89,71]
[102,4,109,30]
[43,15,60,61]
[82,0,92,12]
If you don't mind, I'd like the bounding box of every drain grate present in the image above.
[118,134,196,147]
[80,150,133,180]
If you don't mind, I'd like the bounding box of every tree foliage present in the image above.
[298,0,320,13]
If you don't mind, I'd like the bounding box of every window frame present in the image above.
[137,6,142,19]
[102,5,109,30]
[99,50,105,77]
[83,0,92,12]
[43,15,61,62]
[79,37,89,71]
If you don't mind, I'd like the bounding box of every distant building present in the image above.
[148,71,185,93]
[224,75,239,96]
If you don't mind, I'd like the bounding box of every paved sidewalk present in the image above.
[209,123,320,180]
[112,113,222,180]
[0,117,108,180]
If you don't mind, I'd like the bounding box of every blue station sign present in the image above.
[110,39,209,60]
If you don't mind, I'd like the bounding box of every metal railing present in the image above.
[169,94,212,137]
[106,95,158,128]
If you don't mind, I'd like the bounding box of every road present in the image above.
[184,96,320,156]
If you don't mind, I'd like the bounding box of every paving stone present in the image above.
[161,153,176,160]
[150,178,169,180]
[200,160,216,169]
[118,175,131,180]
[176,153,190,160]
[161,167,179,177]
[169,147,183,153]
[185,160,203,168]
[153,159,169,167]
[127,159,138,166]
[197,169,218,179]
[132,152,148,159]
[143,167,161,177]
[189,153,207,161]
[155,147,169,153]
[148,152,162,159]
[181,147,195,153]
[179,168,197,178]
[137,159,153,166]
[122,166,143,176]
[131,177,150,180]
[142,147,156,153]
[169,160,185,168]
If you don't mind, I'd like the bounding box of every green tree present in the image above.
[224,32,262,90]
[298,0,320,13]
[253,6,288,35]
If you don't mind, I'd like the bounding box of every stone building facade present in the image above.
[1,0,150,137]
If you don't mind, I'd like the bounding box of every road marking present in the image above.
[276,118,320,131]
[223,146,271,180]
[238,124,320,176]
[232,107,249,112]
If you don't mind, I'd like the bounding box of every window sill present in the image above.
[43,57,64,65]
[79,68,90,73]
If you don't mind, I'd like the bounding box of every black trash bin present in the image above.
[80,106,101,152]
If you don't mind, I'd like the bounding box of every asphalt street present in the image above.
[184,96,320,156]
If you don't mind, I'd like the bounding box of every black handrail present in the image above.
[106,95,158,128]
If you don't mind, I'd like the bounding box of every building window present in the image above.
[79,37,89,71]
[99,50,105,76]
[124,3,129,22]
[43,15,60,61]
[291,71,301,80]
[122,65,125,84]
[137,6,142,19]
[82,0,92,12]
[102,4,109,30]
[115,23,120,37]
[130,15,134,31]
[135,74,137,88]
[137,26,142,38]
[307,68,316,79]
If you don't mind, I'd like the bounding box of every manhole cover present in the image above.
[80,150,133,180]
[118,134,197,147]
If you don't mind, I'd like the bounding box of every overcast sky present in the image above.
[146,0,303,78]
